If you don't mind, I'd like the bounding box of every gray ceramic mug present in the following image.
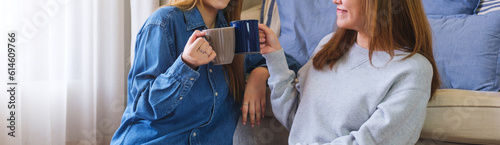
[202,27,236,65]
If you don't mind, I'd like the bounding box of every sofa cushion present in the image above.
[240,4,261,20]
[429,11,500,91]
[422,0,480,16]
[242,0,262,12]
[260,0,281,37]
[276,0,337,65]
[420,89,500,144]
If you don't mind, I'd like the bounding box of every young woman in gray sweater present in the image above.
[257,0,441,144]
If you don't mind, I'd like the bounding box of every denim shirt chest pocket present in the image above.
[177,64,230,122]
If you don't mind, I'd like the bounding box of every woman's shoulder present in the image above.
[311,33,334,57]
[144,6,184,27]
[393,53,433,77]
[319,33,334,46]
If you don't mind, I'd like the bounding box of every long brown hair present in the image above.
[313,0,440,99]
[168,0,245,102]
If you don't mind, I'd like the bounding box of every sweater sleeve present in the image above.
[262,49,300,130]
[128,24,200,121]
[245,52,302,74]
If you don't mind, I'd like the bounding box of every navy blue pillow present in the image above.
[422,0,481,15]
[430,11,500,91]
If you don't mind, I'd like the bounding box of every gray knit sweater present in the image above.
[262,33,433,145]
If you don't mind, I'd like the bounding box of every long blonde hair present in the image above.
[313,0,441,99]
[168,0,245,102]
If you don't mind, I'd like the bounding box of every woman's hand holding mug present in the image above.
[258,24,282,54]
[182,30,217,69]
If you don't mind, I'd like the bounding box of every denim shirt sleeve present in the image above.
[130,24,200,121]
[244,52,302,74]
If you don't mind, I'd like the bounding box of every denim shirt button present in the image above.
[190,78,195,81]
[179,97,183,100]
[215,92,218,96]
[192,132,197,137]
[209,69,213,73]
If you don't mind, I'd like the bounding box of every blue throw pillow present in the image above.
[422,0,481,15]
[276,0,337,65]
[430,11,500,91]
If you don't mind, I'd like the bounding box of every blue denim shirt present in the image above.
[111,6,241,145]
[112,6,301,145]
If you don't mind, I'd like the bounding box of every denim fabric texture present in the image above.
[244,53,301,74]
[111,6,241,145]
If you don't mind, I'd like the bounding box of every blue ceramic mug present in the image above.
[230,19,260,54]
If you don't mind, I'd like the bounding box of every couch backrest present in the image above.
[424,0,500,92]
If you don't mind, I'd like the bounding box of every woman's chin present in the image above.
[214,2,230,10]
[336,23,349,30]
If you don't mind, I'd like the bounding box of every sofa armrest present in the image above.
[420,89,500,144]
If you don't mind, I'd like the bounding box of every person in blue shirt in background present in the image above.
[111,0,300,144]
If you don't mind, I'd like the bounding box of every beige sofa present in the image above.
[235,1,500,144]
[418,89,500,144]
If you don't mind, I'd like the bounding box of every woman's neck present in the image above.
[356,31,370,50]
[197,5,218,29]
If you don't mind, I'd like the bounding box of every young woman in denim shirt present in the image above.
[111,0,300,144]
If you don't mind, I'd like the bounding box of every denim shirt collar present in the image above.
[183,7,229,31]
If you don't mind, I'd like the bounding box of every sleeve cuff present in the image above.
[257,64,268,68]
[166,55,201,84]
[262,49,290,75]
